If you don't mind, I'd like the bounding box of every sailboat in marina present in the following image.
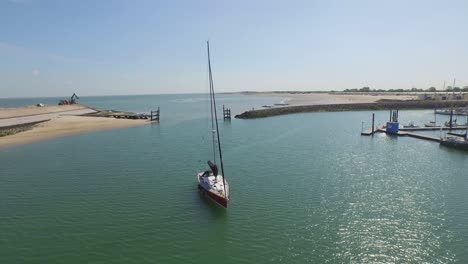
[197,41,230,208]
[440,116,468,150]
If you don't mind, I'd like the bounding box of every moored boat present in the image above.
[403,122,419,128]
[444,119,468,127]
[435,109,468,116]
[440,116,468,150]
[425,121,439,127]
[440,137,468,150]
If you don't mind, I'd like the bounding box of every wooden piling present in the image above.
[372,113,375,135]
[223,105,231,120]
[150,107,160,122]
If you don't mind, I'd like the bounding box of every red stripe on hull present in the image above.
[198,184,228,208]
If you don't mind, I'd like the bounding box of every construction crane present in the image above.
[59,93,79,105]
[70,93,79,104]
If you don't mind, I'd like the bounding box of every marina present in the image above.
[361,110,468,148]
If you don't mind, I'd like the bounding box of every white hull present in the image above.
[197,172,229,207]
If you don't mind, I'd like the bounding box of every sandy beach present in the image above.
[255,92,418,106]
[0,104,91,119]
[0,105,147,149]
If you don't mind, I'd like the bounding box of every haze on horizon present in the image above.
[1,0,468,98]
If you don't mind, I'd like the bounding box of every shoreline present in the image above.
[0,116,147,149]
[0,105,148,149]
[244,92,419,106]
[235,100,468,119]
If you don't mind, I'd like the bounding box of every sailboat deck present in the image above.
[198,172,229,198]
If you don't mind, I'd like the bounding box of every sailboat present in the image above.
[425,110,439,127]
[440,116,468,150]
[197,41,230,208]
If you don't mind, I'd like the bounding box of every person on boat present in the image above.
[207,160,218,176]
[201,160,219,178]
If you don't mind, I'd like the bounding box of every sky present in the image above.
[1,0,468,97]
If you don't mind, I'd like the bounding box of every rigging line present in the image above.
[207,41,217,165]
[207,40,227,197]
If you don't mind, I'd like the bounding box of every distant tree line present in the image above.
[343,86,468,93]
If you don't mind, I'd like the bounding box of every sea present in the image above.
[1,94,468,263]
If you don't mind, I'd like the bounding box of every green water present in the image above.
[1,95,468,263]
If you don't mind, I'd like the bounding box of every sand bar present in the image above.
[0,107,98,128]
[0,115,146,149]
[0,104,91,119]
[255,92,418,106]
[0,105,147,149]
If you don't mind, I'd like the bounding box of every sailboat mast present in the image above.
[207,43,217,164]
[207,41,227,195]
[466,115,468,141]
[451,78,456,114]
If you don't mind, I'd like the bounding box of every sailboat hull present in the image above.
[440,138,468,150]
[197,172,229,208]
[198,184,228,208]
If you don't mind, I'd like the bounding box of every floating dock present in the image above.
[399,126,467,131]
[447,132,467,138]
[359,125,452,136]
[361,124,385,136]
[361,124,466,142]
[396,131,441,142]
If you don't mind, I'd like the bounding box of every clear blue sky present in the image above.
[1,0,468,97]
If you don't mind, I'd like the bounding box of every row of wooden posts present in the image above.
[149,105,232,122]
[150,107,160,122]
[223,105,231,120]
